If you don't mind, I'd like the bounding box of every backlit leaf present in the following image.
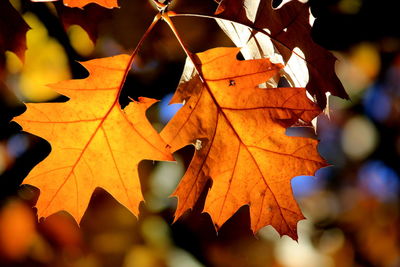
[14,55,173,223]
[215,0,349,108]
[161,47,327,239]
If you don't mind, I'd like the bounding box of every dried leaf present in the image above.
[14,55,173,223]
[161,47,327,239]
[215,0,348,108]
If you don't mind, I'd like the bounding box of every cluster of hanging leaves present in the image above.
[4,0,347,239]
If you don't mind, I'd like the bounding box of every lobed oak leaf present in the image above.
[161,47,328,239]
[14,55,173,223]
[214,0,348,108]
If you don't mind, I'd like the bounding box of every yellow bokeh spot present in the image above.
[5,51,23,74]
[334,43,380,97]
[338,0,362,14]
[68,25,94,57]
[19,13,70,102]
[350,43,381,80]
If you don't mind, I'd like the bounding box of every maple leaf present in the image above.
[0,0,30,76]
[214,0,349,108]
[161,47,328,239]
[14,55,173,223]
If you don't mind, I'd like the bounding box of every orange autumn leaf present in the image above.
[161,47,327,239]
[14,55,173,223]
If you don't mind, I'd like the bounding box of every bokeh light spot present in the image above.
[18,13,70,102]
[7,134,29,158]
[5,51,23,74]
[67,25,94,56]
[168,248,204,267]
[341,116,378,161]
[363,84,391,122]
[0,145,6,174]
[358,160,400,202]
[147,158,184,212]
[334,43,380,96]
[0,200,36,261]
[350,43,380,80]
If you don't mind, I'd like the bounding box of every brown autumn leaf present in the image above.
[14,55,173,223]
[215,0,348,108]
[161,47,327,239]
[0,0,30,76]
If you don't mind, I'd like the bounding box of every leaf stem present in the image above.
[150,0,173,12]
[117,13,162,99]
[163,12,295,232]
[161,12,204,82]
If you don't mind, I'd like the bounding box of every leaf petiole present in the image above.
[117,12,162,99]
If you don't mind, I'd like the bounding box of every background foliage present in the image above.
[0,0,399,266]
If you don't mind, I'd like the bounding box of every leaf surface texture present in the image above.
[15,55,173,223]
[215,0,348,108]
[161,47,327,238]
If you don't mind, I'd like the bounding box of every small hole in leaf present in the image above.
[194,139,202,151]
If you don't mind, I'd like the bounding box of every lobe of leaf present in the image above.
[161,47,328,239]
[215,0,348,108]
[14,55,173,223]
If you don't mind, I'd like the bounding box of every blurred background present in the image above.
[0,0,399,266]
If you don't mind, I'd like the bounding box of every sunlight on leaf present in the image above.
[14,55,173,223]
[162,47,327,239]
[215,0,348,109]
